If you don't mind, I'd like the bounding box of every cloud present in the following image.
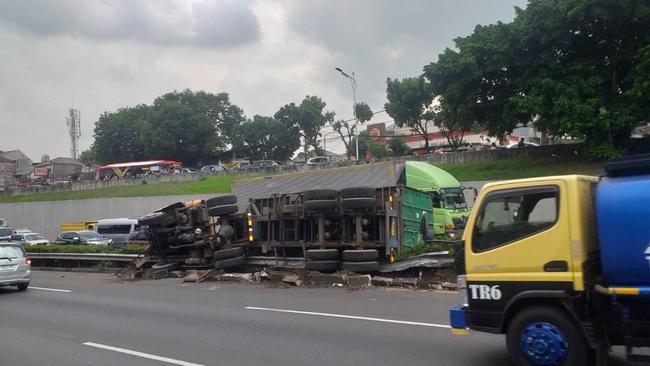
[0,0,260,48]
[0,0,526,161]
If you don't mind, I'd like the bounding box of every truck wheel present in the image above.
[341,197,376,210]
[214,255,246,269]
[304,189,338,201]
[342,249,378,261]
[304,200,337,211]
[305,260,341,272]
[306,249,340,260]
[213,247,245,260]
[340,186,374,198]
[208,204,239,216]
[139,212,171,226]
[206,195,237,207]
[507,306,588,366]
[341,261,380,273]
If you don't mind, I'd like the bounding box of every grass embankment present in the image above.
[25,244,147,255]
[441,156,603,181]
[0,157,603,203]
[0,175,254,203]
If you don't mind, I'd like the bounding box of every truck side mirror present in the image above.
[420,214,435,242]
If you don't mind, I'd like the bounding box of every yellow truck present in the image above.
[59,221,98,233]
[446,154,650,366]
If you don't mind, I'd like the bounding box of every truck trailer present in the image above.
[447,154,650,365]
[139,161,471,273]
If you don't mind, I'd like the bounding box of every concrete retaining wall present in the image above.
[0,194,218,241]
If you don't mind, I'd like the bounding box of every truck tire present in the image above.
[213,247,245,260]
[305,260,341,272]
[342,249,379,261]
[341,261,380,273]
[208,204,239,216]
[304,189,338,201]
[306,249,340,260]
[17,283,29,291]
[206,195,237,207]
[506,306,589,366]
[213,255,246,269]
[340,186,374,198]
[139,212,171,226]
[304,200,337,211]
[341,197,376,210]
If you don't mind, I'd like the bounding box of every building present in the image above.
[33,157,83,182]
[0,149,33,186]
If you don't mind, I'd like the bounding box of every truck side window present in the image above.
[431,192,441,208]
[473,186,559,252]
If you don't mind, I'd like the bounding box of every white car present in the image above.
[10,232,49,246]
[506,141,539,149]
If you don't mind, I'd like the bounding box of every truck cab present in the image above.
[449,175,603,365]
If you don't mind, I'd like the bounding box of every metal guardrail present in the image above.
[27,252,454,271]
[28,253,140,262]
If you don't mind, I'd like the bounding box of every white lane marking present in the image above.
[83,342,205,366]
[245,306,451,329]
[29,286,71,293]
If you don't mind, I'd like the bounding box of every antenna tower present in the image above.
[66,108,81,159]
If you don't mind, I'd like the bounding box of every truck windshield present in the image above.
[441,188,468,210]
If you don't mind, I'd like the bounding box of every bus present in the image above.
[97,160,182,180]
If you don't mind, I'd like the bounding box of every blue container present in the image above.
[597,175,650,287]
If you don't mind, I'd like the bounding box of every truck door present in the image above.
[464,182,573,331]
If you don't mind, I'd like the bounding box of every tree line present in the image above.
[82,0,650,166]
[385,0,650,158]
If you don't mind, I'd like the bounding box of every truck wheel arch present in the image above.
[500,290,569,333]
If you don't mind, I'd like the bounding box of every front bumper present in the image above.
[449,305,470,336]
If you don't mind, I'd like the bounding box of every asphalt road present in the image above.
[0,271,635,366]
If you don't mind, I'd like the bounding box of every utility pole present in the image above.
[67,108,81,160]
[335,67,359,160]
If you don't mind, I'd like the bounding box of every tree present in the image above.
[348,132,387,160]
[93,105,149,164]
[78,146,96,167]
[275,95,335,160]
[141,100,217,167]
[388,137,411,156]
[385,77,435,151]
[155,89,245,150]
[231,115,301,161]
[333,102,374,160]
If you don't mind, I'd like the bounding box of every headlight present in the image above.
[457,275,468,306]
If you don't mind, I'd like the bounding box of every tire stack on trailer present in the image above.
[207,195,247,270]
[304,249,340,272]
[303,189,338,212]
[341,249,380,273]
[339,187,376,211]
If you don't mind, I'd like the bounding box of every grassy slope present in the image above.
[0,157,603,203]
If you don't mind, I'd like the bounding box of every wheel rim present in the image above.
[520,321,569,365]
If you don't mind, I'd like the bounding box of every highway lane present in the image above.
[0,271,634,366]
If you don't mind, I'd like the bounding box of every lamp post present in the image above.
[335,67,359,160]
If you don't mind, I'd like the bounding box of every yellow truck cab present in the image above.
[449,175,606,365]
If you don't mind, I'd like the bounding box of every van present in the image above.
[96,218,139,247]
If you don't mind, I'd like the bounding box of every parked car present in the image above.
[0,227,12,241]
[0,242,31,291]
[506,141,539,149]
[200,164,225,173]
[55,230,112,245]
[12,228,32,235]
[252,160,282,167]
[125,227,149,245]
[176,167,197,174]
[306,156,331,166]
[9,232,49,246]
[96,218,139,246]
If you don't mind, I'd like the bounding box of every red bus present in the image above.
[97,160,182,180]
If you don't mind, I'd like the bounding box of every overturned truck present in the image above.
[138,161,472,273]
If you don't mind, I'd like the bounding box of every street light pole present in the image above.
[335,67,359,160]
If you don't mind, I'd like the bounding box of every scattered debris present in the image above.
[308,272,346,287]
[169,270,185,279]
[217,273,254,282]
[371,276,394,287]
[347,274,372,288]
[282,273,303,286]
[441,282,458,291]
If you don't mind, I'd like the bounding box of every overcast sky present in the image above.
[0,0,526,161]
